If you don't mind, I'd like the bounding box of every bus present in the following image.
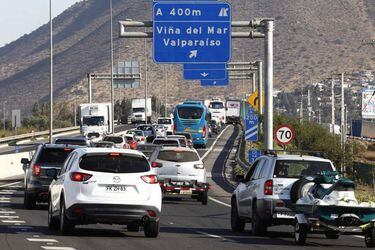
[208,99,226,125]
[173,102,211,148]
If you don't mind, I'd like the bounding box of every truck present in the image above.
[130,98,152,124]
[226,99,241,124]
[208,98,226,125]
[351,120,375,139]
[79,103,112,138]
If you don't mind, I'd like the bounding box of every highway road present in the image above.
[0,125,368,250]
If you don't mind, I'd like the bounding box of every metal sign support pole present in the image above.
[264,20,274,150]
[88,74,92,104]
[49,0,53,143]
[257,60,263,115]
[252,72,256,93]
[110,0,115,134]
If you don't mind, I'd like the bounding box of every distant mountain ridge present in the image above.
[0,0,374,113]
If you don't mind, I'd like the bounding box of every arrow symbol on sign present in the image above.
[200,72,209,77]
[189,50,198,59]
[213,81,217,85]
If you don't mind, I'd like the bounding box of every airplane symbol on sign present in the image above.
[218,8,229,17]
[189,50,198,59]
[200,72,209,77]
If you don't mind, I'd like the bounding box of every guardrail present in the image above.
[0,126,80,144]
[235,123,251,171]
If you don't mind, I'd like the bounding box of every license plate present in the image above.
[276,212,294,219]
[171,181,185,186]
[180,190,192,195]
[106,185,126,192]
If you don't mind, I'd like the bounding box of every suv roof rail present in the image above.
[264,149,326,158]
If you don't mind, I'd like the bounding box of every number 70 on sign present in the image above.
[274,125,295,145]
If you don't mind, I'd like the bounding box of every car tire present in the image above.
[144,221,159,238]
[365,228,375,248]
[127,222,140,232]
[294,222,308,245]
[24,192,36,209]
[200,191,208,205]
[231,198,245,233]
[48,199,59,230]
[59,199,75,235]
[251,205,267,236]
[290,178,315,203]
[325,231,339,239]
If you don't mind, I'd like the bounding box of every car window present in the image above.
[252,159,266,180]
[37,148,74,165]
[258,159,269,179]
[79,154,150,173]
[103,136,123,144]
[158,119,171,124]
[55,139,87,146]
[273,160,333,178]
[245,160,260,182]
[67,153,78,172]
[153,140,179,146]
[178,139,187,147]
[60,152,75,175]
[157,150,199,162]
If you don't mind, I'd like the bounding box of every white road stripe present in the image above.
[0,181,22,188]
[0,200,11,203]
[2,220,25,223]
[195,230,236,243]
[202,126,229,160]
[0,211,16,214]
[208,196,231,208]
[0,215,19,219]
[27,238,58,243]
[41,247,77,250]
[353,235,365,239]
[0,197,11,199]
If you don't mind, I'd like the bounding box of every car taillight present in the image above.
[141,137,145,141]
[32,165,41,176]
[173,125,176,134]
[141,175,158,184]
[70,172,92,182]
[203,125,206,137]
[264,180,273,195]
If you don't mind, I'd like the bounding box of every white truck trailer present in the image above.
[79,103,112,138]
[130,98,152,124]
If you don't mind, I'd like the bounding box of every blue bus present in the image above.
[173,102,211,148]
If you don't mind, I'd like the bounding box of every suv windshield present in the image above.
[103,136,123,144]
[273,160,333,178]
[133,108,145,113]
[82,116,104,126]
[177,107,203,119]
[37,148,73,165]
[158,119,171,124]
[79,154,150,173]
[209,102,224,109]
[158,150,199,162]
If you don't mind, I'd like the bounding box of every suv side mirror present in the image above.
[21,158,30,164]
[235,174,245,183]
[46,168,58,180]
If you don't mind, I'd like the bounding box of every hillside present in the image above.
[0,0,374,113]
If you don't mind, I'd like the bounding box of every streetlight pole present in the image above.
[109,0,115,134]
[164,65,168,117]
[144,28,148,124]
[49,0,53,143]
[257,60,263,115]
[2,101,6,131]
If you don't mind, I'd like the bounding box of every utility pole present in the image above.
[49,0,53,143]
[164,65,168,117]
[300,90,303,122]
[264,20,274,150]
[144,28,148,124]
[252,72,256,93]
[2,101,6,130]
[307,88,311,122]
[341,72,346,176]
[109,0,115,134]
[331,78,335,134]
[74,98,77,127]
[88,74,92,103]
[257,60,263,115]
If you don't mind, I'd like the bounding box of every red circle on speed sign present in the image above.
[274,125,295,145]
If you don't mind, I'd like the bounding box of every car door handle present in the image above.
[175,165,181,167]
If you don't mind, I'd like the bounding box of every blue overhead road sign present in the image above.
[201,75,229,86]
[245,106,258,142]
[153,2,231,63]
[184,69,227,80]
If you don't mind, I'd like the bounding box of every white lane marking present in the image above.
[353,235,365,239]
[27,238,58,243]
[208,196,231,208]
[2,220,26,223]
[0,197,11,199]
[0,215,19,219]
[33,235,41,238]
[202,126,230,161]
[0,211,16,214]
[0,181,22,188]
[195,230,236,243]
[0,201,11,203]
[41,247,77,250]
[0,192,15,195]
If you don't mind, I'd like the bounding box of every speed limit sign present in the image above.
[274,125,295,145]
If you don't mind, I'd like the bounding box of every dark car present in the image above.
[54,136,92,146]
[175,132,194,148]
[209,120,220,135]
[21,144,81,209]
[136,124,156,143]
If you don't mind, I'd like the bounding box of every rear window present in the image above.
[158,150,199,162]
[178,139,186,147]
[126,136,134,141]
[137,126,153,131]
[103,136,123,144]
[158,119,171,124]
[55,139,87,146]
[209,102,224,109]
[176,133,192,140]
[37,148,73,164]
[273,160,333,178]
[177,107,203,119]
[153,140,179,146]
[134,131,143,136]
[79,154,150,173]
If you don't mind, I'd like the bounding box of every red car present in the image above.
[126,135,138,149]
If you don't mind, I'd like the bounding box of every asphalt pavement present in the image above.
[0,124,368,250]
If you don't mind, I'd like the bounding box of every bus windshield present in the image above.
[177,107,203,119]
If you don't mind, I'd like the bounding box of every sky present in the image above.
[0,0,81,47]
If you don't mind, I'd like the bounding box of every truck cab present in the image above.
[80,103,112,138]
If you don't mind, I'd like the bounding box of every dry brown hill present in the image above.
[0,0,374,113]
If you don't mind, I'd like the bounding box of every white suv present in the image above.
[231,153,335,235]
[157,117,174,135]
[46,148,162,237]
